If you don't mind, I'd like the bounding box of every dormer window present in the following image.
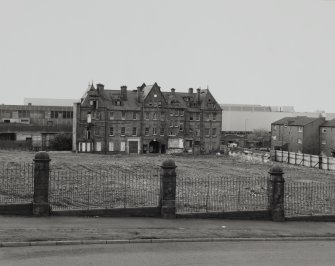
[90,100,98,109]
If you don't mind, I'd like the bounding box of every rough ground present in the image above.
[1,150,335,182]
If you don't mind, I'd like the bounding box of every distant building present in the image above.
[271,116,325,155]
[221,103,334,132]
[0,104,73,150]
[320,119,335,157]
[24,98,78,107]
[73,83,222,154]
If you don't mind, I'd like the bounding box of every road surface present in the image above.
[1,241,334,265]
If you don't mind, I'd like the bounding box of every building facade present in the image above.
[0,104,73,150]
[320,119,335,157]
[271,116,325,155]
[74,83,222,154]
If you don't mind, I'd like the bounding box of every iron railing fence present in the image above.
[49,168,161,211]
[285,180,335,217]
[0,162,34,203]
[176,174,271,214]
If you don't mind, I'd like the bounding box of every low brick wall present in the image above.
[51,207,161,217]
[286,215,335,222]
[0,203,33,216]
[177,211,271,220]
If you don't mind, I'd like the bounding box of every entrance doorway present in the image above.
[149,140,160,153]
[129,141,139,154]
[161,144,166,154]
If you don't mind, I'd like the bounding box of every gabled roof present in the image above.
[321,119,335,128]
[161,91,188,108]
[272,116,321,126]
[143,85,154,99]
[199,89,222,110]
[101,90,141,110]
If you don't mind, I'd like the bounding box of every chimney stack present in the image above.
[171,88,175,94]
[188,88,193,94]
[137,87,141,103]
[197,88,201,103]
[121,85,127,101]
[97,83,104,94]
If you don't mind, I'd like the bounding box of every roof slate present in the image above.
[272,116,322,126]
[85,84,221,111]
[321,119,335,128]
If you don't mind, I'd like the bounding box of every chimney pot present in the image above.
[171,88,175,93]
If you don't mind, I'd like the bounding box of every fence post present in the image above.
[269,165,285,222]
[319,156,322,169]
[160,159,177,219]
[33,151,51,216]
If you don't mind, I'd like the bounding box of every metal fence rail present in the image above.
[271,150,335,171]
[176,175,270,214]
[49,168,160,211]
[285,181,335,217]
[0,162,34,203]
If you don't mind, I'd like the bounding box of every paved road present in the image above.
[1,241,335,266]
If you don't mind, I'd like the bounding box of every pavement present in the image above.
[1,215,335,247]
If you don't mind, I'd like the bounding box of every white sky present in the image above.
[1,0,334,112]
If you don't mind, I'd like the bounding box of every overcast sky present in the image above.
[1,0,334,112]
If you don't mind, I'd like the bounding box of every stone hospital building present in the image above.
[73,83,222,154]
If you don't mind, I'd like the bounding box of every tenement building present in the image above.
[73,83,222,154]
[319,119,335,157]
[271,116,325,155]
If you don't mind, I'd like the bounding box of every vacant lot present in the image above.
[1,150,335,183]
[1,150,335,216]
